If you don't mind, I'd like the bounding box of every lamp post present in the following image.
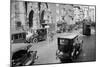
[45,25,50,41]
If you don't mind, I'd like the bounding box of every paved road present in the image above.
[74,34,96,62]
[29,29,96,65]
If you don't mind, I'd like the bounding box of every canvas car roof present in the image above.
[58,33,78,39]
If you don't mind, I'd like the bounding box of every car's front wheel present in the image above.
[32,38,38,43]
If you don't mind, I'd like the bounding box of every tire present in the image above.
[32,38,38,43]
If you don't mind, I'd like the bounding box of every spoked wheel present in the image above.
[32,38,38,43]
[56,50,60,60]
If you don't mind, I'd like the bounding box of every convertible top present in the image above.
[58,33,78,39]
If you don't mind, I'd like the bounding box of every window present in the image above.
[16,21,22,27]
[60,39,68,45]
[14,34,19,40]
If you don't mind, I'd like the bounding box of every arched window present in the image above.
[29,10,34,28]
[16,21,21,27]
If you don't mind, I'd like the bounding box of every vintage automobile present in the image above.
[26,30,38,43]
[25,28,47,43]
[11,44,38,67]
[56,33,83,63]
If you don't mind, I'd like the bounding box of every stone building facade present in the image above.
[26,2,40,30]
[11,0,27,42]
[11,1,26,33]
